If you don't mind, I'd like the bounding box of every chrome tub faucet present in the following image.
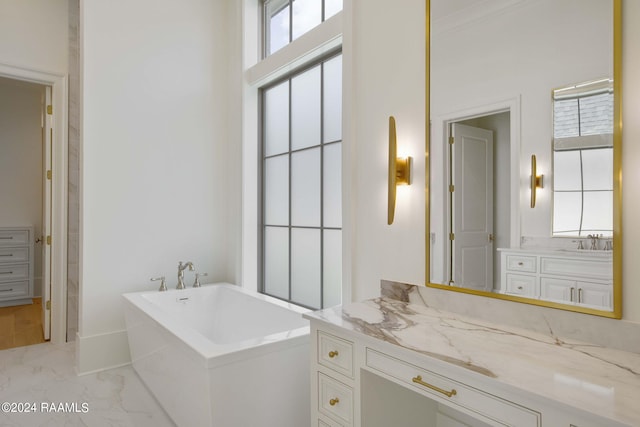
[177,261,195,289]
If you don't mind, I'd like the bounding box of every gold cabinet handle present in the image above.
[328,350,339,358]
[412,375,457,398]
[329,398,339,406]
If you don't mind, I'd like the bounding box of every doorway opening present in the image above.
[0,63,68,348]
[0,76,52,350]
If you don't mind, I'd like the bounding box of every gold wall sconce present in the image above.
[530,154,544,208]
[388,116,413,224]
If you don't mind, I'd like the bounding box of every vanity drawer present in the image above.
[0,281,29,298]
[318,373,353,425]
[540,257,611,280]
[505,274,537,296]
[0,229,30,246]
[365,348,540,427]
[318,331,354,378]
[0,247,30,264]
[505,255,537,273]
[0,264,29,281]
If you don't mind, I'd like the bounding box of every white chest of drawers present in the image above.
[0,226,34,307]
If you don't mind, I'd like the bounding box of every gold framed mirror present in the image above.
[426,0,622,319]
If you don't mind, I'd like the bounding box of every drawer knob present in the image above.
[517,286,523,290]
[328,350,339,358]
[412,375,457,398]
[517,262,524,266]
[329,398,339,406]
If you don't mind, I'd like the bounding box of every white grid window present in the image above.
[264,0,343,57]
[261,53,342,309]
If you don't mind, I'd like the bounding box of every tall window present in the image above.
[261,53,342,309]
[264,0,343,56]
[552,79,613,237]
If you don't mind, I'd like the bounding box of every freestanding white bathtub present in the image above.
[122,283,310,427]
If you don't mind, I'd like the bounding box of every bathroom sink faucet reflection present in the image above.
[177,261,195,289]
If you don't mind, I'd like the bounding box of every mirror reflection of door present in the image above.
[447,112,511,291]
[450,123,493,291]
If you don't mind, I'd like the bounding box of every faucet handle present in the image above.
[151,276,167,292]
[193,272,208,288]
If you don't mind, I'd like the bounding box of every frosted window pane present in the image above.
[264,82,289,157]
[291,66,321,150]
[324,0,343,19]
[292,0,321,41]
[266,0,289,55]
[291,228,321,308]
[553,151,581,191]
[264,155,289,225]
[553,192,582,235]
[323,55,342,143]
[582,148,613,191]
[264,227,289,299]
[582,192,613,236]
[323,230,342,308]
[291,148,320,226]
[323,143,341,228]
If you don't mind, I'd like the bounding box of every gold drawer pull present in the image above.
[329,398,339,406]
[412,375,457,398]
[328,350,339,358]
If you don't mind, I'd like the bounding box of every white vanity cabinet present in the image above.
[0,226,34,307]
[309,322,542,427]
[305,296,639,427]
[499,249,612,310]
[312,330,356,426]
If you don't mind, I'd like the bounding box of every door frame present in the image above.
[0,62,68,344]
[431,96,521,284]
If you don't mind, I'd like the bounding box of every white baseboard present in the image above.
[76,329,131,375]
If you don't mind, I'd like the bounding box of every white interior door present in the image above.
[42,86,52,341]
[451,123,494,291]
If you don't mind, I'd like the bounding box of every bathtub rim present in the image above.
[122,282,310,368]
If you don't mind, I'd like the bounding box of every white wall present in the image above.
[0,0,68,73]
[347,0,426,302]
[78,0,236,373]
[0,78,44,296]
[621,0,640,321]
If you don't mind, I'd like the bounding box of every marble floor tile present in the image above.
[0,342,174,427]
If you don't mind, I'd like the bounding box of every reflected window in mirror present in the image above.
[552,79,613,238]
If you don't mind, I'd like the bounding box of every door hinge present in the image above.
[449,136,454,145]
[46,235,51,245]
[449,184,455,193]
[47,105,53,115]
[46,170,52,180]
[449,233,455,241]
[46,300,51,310]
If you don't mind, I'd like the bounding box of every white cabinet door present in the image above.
[576,281,612,310]
[540,277,574,303]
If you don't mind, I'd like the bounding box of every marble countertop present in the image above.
[305,289,640,425]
